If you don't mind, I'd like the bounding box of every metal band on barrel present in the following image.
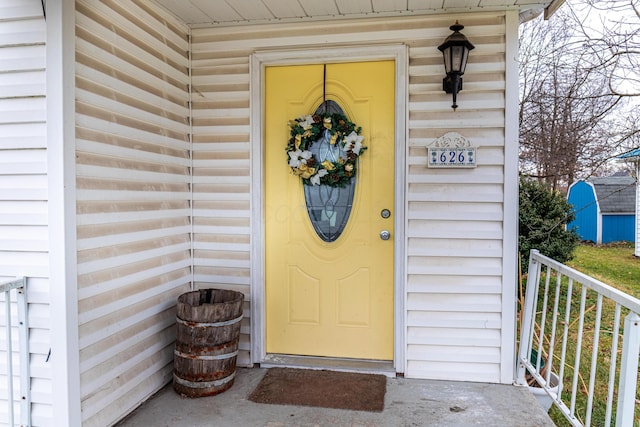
[174,349,238,360]
[173,371,236,388]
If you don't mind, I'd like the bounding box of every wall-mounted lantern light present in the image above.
[437,21,475,111]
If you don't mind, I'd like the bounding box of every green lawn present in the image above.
[537,242,640,426]
[567,242,640,299]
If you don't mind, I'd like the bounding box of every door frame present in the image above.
[250,44,408,373]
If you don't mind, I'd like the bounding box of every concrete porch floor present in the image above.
[116,367,555,427]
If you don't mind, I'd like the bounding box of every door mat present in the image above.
[248,367,387,412]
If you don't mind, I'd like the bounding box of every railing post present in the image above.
[615,312,640,427]
[516,249,540,385]
[4,281,15,427]
[18,277,31,427]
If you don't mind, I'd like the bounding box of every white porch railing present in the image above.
[0,277,30,427]
[517,250,640,427]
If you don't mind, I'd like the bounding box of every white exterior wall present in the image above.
[3,3,520,424]
[0,1,52,425]
[74,2,191,426]
[191,12,518,383]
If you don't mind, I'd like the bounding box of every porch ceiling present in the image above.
[152,0,558,28]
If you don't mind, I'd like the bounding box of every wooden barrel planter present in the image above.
[173,289,244,398]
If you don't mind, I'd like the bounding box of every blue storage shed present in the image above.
[567,176,636,243]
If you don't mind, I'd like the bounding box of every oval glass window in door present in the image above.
[304,101,356,242]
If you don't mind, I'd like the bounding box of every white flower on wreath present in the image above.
[342,131,364,155]
[310,169,329,186]
[298,115,315,130]
[288,149,312,168]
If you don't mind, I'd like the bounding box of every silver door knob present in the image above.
[380,230,390,240]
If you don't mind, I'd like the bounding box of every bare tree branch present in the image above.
[518,2,639,189]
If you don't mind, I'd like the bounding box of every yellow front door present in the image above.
[265,61,395,360]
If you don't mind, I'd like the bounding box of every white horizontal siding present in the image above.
[406,13,510,379]
[192,12,510,382]
[0,1,51,426]
[190,32,253,366]
[74,1,191,426]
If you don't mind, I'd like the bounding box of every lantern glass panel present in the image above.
[442,47,452,73]
[460,48,470,73]
[451,46,464,73]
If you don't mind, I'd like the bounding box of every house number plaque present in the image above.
[427,132,476,168]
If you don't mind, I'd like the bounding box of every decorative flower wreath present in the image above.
[286,113,365,187]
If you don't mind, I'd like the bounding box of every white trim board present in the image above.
[47,0,82,425]
[501,10,520,385]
